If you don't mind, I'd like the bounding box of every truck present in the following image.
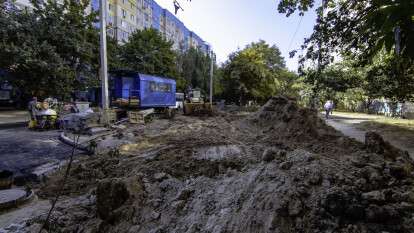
[111,70,177,118]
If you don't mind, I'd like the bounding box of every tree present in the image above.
[221,40,297,104]
[278,0,414,105]
[177,47,212,94]
[119,29,178,79]
[278,0,414,67]
[364,52,414,102]
[0,0,99,100]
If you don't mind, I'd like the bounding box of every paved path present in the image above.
[323,113,376,143]
[0,110,28,129]
[324,112,413,157]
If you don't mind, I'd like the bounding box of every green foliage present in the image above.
[364,53,414,101]
[303,60,364,97]
[303,52,414,110]
[221,40,298,104]
[277,69,305,99]
[119,28,178,80]
[176,47,212,94]
[0,0,99,100]
[107,37,123,72]
[278,0,414,103]
[279,0,414,66]
[334,88,366,112]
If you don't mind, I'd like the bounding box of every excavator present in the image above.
[183,88,213,116]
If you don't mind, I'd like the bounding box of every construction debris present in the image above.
[6,96,414,233]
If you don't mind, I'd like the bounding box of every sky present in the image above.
[156,0,318,72]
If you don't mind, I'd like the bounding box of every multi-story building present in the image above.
[11,0,211,54]
[92,0,210,54]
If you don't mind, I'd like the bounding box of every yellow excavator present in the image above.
[183,88,213,116]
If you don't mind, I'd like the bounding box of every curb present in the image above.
[58,132,91,153]
[0,189,35,213]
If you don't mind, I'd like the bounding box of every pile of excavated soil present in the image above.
[17,97,414,233]
[249,96,340,141]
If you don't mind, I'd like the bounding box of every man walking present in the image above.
[324,100,333,119]
[28,96,38,120]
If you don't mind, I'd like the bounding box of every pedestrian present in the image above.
[324,100,333,119]
[28,96,38,120]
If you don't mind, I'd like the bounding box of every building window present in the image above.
[130,14,134,21]
[122,9,127,18]
[121,20,127,28]
[108,3,112,11]
[122,31,129,40]
[108,15,114,25]
[122,0,126,4]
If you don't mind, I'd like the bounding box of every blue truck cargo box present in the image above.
[112,71,176,108]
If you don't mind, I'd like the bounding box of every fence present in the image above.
[353,100,414,119]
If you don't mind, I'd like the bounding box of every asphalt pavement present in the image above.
[0,110,28,129]
[0,127,76,183]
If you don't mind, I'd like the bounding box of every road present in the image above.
[0,110,28,129]
[0,127,75,182]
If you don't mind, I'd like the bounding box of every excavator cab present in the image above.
[183,88,213,116]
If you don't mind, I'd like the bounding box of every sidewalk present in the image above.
[324,112,414,157]
[0,110,28,129]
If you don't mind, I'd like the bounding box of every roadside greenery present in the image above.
[176,47,214,94]
[220,41,300,104]
[278,0,414,111]
[0,0,99,101]
[118,29,179,81]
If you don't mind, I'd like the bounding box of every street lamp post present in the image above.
[209,49,214,104]
[99,0,109,110]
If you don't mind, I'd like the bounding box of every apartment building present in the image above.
[11,0,211,54]
[91,0,210,53]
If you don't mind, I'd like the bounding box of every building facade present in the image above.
[12,0,211,54]
[92,0,211,54]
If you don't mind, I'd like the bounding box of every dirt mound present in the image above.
[20,99,414,233]
[249,96,339,141]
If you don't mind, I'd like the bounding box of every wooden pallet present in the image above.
[127,109,155,124]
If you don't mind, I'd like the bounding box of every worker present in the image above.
[324,100,334,119]
[28,96,38,120]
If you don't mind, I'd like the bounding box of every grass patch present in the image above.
[333,111,414,131]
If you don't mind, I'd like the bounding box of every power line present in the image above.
[287,14,304,51]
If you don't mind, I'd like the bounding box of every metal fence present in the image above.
[355,100,414,119]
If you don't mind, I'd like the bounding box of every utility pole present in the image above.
[312,0,325,110]
[209,49,214,104]
[99,0,109,109]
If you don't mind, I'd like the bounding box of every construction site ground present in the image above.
[1,97,414,233]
